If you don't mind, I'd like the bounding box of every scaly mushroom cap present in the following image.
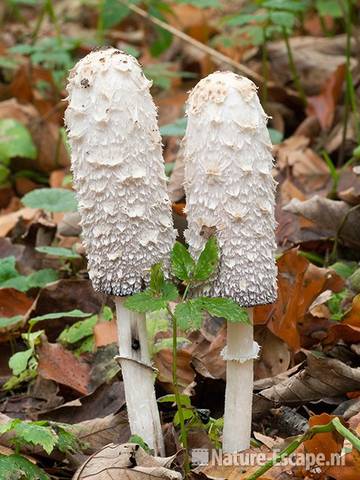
[65,48,176,296]
[183,71,277,307]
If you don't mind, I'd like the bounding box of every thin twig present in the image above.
[118,0,264,84]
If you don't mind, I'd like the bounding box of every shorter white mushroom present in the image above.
[65,48,177,455]
[183,71,277,453]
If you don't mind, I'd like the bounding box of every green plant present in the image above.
[10,36,81,89]
[4,330,43,390]
[4,309,94,390]
[0,256,58,292]
[0,454,50,480]
[22,187,77,212]
[158,394,224,450]
[125,237,249,472]
[0,119,37,185]
[327,289,349,321]
[0,418,81,455]
[220,0,308,104]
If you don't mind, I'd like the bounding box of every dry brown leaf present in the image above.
[306,64,346,130]
[71,412,131,453]
[258,351,360,406]
[283,196,360,249]
[94,319,118,347]
[275,136,330,193]
[155,349,195,391]
[37,339,91,395]
[254,327,291,380]
[73,443,182,480]
[0,207,38,237]
[304,413,343,468]
[267,34,354,95]
[0,289,33,342]
[254,249,343,351]
[0,98,69,172]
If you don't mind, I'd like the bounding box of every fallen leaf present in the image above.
[155,349,195,391]
[258,351,360,406]
[37,338,91,395]
[0,207,38,237]
[94,319,118,348]
[307,64,346,130]
[283,195,360,249]
[304,413,343,469]
[73,443,182,480]
[254,249,343,351]
[71,412,131,453]
[0,289,33,342]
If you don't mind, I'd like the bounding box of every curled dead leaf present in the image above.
[73,443,182,480]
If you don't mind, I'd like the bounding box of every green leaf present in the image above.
[22,330,43,349]
[270,11,295,28]
[124,291,168,313]
[171,242,195,281]
[9,348,34,375]
[55,425,82,454]
[0,257,18,283]
[0,315,23,329]
[0,119,37,164]
[129,434,150,452]
[193,237,219,282]
[263,0,308,12]
[3,368,37,391]
[150,263,165,294]
[225,12,268,26]
[35,246,81,259]
[173,0,220,7]
[22,188,78,212]
[0,258,58,292]
[13,421,58,455]
[327,290,348,322]
[26,268,58,289]
[0,275,29,291]
[58,315,97,345]
[29,309,92,328]
[160,117,187,137]
[268,127,284,144]
[102,305,113,321]
[0,454,50,480]
[174,407,194,426]
[125,278,178,313]
[315,0,342,17]
[0,164,10,184]
[74,335,95,355]
[161,282,179,302]
[199,297,250,323]
[158,393,191,406]
[149,6,173,57]
[330,262,357,279]
[175,300,203,331]
[100,0,129,29]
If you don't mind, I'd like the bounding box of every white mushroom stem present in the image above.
[222,310,258,453]
[115,298,165,456]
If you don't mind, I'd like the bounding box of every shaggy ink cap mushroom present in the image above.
[65,48,176,296]
[183,71,277,307]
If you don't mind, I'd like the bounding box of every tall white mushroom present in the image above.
[65,48,176,455]
[183,72,277,453]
